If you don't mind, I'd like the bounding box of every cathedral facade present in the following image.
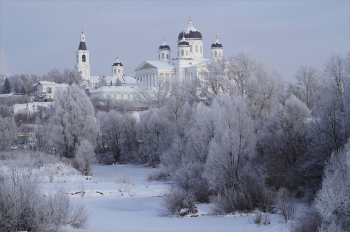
[134,19,223,87]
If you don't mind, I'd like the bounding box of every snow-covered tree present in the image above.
[115,78,122,86]
[313,142,350,230]
[259,95,311,191]
[63,68,84,86]
[96,75,107,88]
[136,76,170,108]
[0,116,16,151]
[73,140,97,175]
[1,77,11,94]
[43,68,63,83]
[137,108,174,166]
[203,95,255,192]
[300,52,350,199]
[293,65,322,111]
[97,110,137,164]
[47,84,98,158]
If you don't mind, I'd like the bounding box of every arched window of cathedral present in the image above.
[166,54,169,59]
[186,51,188,56]
[181,49,184,56]
[214,51,217,57]
[114,69,116,73]
[200,46,202,53]
[118,69,120,73]
[82,55,86,62]
[195,45,198,53]
[219,52,221,57]
[190,46,192,53]
[162,53,164,59]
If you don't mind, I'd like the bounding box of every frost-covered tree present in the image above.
[203,95,255,192]
[293,65,322,111]
[43,68,63,83]
[0,116,17,151]
[97,110,137,164]
[96,75,107,88]
[74,140,97,175]
[313,142,350,230]
[1,77,11,94]
[136,76,170,108]
[137,108,174,166]
[203,95,258,213]
[300,52,350,199]
[259,95,311,191]
[47,84,98,158]
[115,77,122,86]
[63,68,84,86]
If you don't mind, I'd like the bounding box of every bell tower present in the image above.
[75,30,91,81]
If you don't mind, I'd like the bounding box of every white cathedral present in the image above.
[134,18,223,87]
[74,30,134,91]
[74,18,223,91]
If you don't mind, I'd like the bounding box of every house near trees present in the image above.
[33,80,69,100]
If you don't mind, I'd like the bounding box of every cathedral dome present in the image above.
[178,19,202,40]
[112,55,123,66]
[113,62,123,67]
[178,40,190,46]
[159,44,170,50]
[211,43,223,48]
[211,35,223,48]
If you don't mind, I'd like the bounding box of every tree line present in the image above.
[0,49,349,231]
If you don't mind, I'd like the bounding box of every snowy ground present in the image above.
[13,102,51,113]
[39,164,292,232]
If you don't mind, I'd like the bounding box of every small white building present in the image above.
[90,85,137,100]
[33,81,69,100]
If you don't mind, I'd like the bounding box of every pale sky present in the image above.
[0,1,349,83]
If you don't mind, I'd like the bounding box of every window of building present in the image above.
[47,87,52,93]
[118,69,120,73]
[214,51,217,57]
[82,55,86,62]
[200,46,202,53]
[195,45,198,53]
[186,51,188,56]
[166,54,168,59]
[219,52,221,57]
[114,69,116,73]
[190,46,192,53]
[181,49,184,56]
[162,53,164,59]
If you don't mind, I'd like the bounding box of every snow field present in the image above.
[63,165,292,232]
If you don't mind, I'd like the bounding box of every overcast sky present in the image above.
[0,1,349,83]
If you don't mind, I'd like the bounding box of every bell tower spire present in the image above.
[75,30,90,81]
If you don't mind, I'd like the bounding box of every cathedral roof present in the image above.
[113,62,123,67]
[211,36,223,48]
[159,37,170,50]
[178,19,202,40]
[211,43,223,48]
[178,40,190,46]
[112,55,123,66]
[78,42,87,50]
[159,45,170,50]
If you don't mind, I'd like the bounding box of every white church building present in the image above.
[134,18,223,86]
[74,31,136,91]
